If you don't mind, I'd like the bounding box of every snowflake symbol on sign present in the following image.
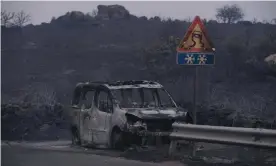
[185,54,195,64]
[198,54,207,64]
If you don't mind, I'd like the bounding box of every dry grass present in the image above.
[7,83,57,110]
[207,84,276,127]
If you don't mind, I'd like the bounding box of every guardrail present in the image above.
[169,123,276,155]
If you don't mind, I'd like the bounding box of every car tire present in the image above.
[71,128,81,146]
[110,128,125,150]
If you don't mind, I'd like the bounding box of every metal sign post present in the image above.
[192,67,198,156]
[193,67,198,125]
[176,15,215,157]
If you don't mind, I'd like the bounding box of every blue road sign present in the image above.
[176,52,215,65]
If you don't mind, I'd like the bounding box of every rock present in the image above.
[264,54,276,74]
[97,5,130,20]
[55,11,86,22]
[139,16,148,21]
[265,54,276,65]
[68,11,85,20]
[149,16,161,22]
[40,124,50,132]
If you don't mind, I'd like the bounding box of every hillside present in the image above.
[2,5,276,124]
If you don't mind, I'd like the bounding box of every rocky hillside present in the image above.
[2,5,276,124]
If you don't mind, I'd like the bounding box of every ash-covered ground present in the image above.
[2,103,276,166]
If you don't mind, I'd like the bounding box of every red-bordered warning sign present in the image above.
[177,16,215,53]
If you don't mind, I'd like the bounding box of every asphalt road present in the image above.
[1,141,184,166]
[2,140,276,166]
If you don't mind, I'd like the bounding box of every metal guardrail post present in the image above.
[168,140,177,156]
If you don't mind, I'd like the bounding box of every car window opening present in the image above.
[112,88,176,109]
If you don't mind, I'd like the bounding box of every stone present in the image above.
[97,5,130,20]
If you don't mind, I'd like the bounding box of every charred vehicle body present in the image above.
[69,80,192,149]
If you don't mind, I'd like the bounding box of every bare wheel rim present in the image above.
[112,130,122,149]
[72,130,80,145]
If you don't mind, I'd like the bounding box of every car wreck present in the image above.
[69,80,192,150]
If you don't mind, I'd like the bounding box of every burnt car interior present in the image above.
[111,88,176,109]
[95,90,113,113]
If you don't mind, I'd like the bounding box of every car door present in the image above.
[90,89,113,145]
[79,90,95,143]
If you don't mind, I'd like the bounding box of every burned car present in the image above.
[69,80,192,149]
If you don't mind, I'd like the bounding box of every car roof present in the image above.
[75,80,163,91]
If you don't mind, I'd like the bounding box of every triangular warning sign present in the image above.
[177,16,215,53]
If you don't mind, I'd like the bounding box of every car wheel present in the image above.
[110,128,124,150]
[71,128,81,146]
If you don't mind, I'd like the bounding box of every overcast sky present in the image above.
[2,1,276,25]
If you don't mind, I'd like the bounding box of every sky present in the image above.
[2,1,276,25]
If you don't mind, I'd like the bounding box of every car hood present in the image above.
[124,107,187,120]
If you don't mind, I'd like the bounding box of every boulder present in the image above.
[97,5,130,20]
[139,16,148,21]
[264,54,276,73]
[55,11,86,22]
[149,16,161,22]
[265,54,276,65]
[67,11,85,20]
